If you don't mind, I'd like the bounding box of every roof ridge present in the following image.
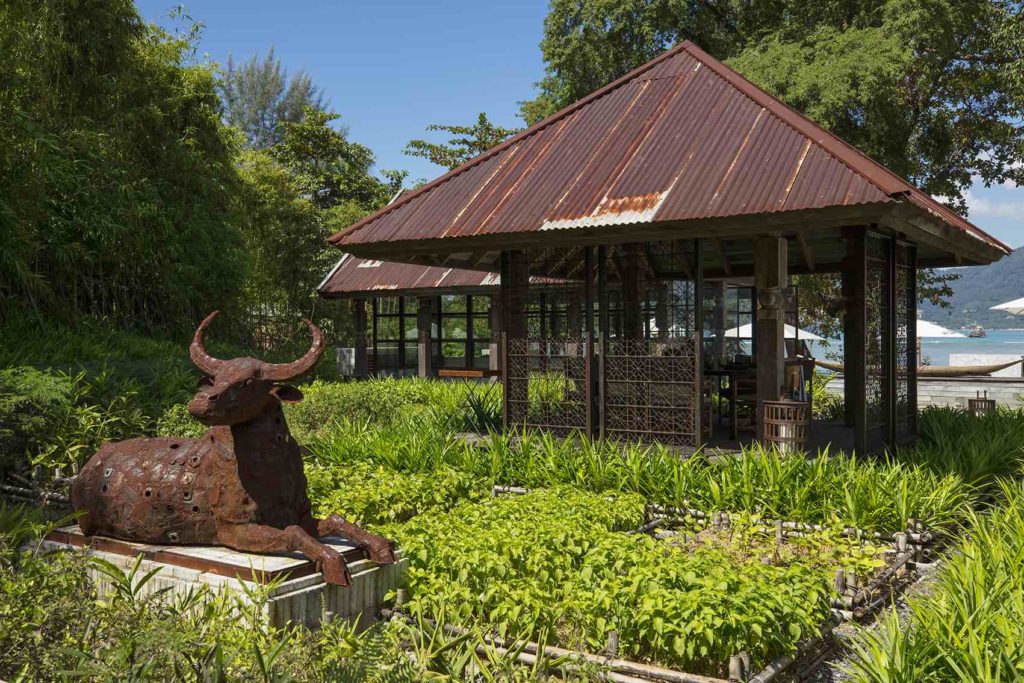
[678,42,912,198]
[328,41,696,245]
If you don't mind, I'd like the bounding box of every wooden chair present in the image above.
[720,372,758,437]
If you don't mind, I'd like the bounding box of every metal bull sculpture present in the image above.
[72,311,396,586]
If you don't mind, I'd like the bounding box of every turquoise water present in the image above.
[801,328,1024,366]
[919,328,1024,366]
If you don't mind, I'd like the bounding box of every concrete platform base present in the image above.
[41,525,407,630]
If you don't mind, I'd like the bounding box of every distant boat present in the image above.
[968,325,987,338]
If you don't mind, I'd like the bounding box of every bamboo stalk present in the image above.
[382,608,729,683]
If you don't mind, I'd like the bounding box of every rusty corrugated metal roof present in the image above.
[318,254,499,298]
[329,41,1008,255]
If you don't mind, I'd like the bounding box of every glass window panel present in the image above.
[441,295,467,314]
[442,317,467,340]
[377,297,400,315]
[473,315,491,338]
[472,296,491,314]
[376,317,400,340]
[442,341,466,359]
[404,296,419,314]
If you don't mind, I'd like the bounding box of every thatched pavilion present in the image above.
[325,41,1009,453]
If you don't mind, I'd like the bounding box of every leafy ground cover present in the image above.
[384,488,886,676]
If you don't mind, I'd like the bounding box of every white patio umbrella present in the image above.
[723,322,823,341]
[916,319,965,338]
[991,297,1024,315]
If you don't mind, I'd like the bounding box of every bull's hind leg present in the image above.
[302,513,397,564]
[217,523,352,586]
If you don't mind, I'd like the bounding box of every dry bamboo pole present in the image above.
[382,608,729,683]
[0,484,68,504]
[491,485,530,496]
[647,505,933,545]
[746,614,842,683]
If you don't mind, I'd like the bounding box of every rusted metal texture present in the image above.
[71,312,397,586]
[329,41,1007,255]
[318,253,499,299]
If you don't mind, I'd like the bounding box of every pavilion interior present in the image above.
[492,228,915,455]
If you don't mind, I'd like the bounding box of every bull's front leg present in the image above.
[301,513,397,564]
[217,522,352,586]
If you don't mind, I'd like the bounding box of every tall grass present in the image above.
[307,418,974,533]
[900,406,1024,489]
[844,478,1024,682]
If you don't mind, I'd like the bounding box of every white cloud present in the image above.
[963,190,1024,220]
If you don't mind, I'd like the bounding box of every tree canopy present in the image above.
[405,113,522,171]
[220,48,326,149]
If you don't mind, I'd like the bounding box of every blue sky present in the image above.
[136,1,1024,248]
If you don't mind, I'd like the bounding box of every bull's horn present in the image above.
[261,319,325,381]
[190,311,226,375]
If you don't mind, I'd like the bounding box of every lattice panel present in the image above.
[504,247,594,437]
[865,234,889,446]
[506,336,590,436]
[601,241,700,449]
[895,242,914,439]
[603,338,699,448]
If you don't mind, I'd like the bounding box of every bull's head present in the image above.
[186,311,324,426]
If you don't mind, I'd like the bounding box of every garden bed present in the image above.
[381,487,933,680]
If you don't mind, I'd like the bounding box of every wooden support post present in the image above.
[844,229,868,454]
[489,293,502,373]
[841,267,855,426]
[906,244,918,437]
[885,238,898,448]
[622,243,643,338]
[598,246,609,438]
[416,296,433,378]
[503,250,529,430]
[505,250,529,340]
[352,299,368,379]
[712,281,727,362]
[755,236,788,439]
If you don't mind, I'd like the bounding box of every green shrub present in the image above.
[284,378,438,439]
[0,366,150,479]
[155,403,207,440]
[387,488,885,676]
[306,461,487,526]
[309,419,974,533]
[900,406,1024,488]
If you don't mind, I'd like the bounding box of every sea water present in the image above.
[919,329,1024,366]
[793,329,1024,367]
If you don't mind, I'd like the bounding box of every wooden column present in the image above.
[622,243,643,338]
[416,296,433,378]
[712,281,727,362]
[352,299,368,379]
[843,229,868,454]
[906,245,918,437]
[502,250,529,429]
[841,268,855,426]
[755,236,788,438]
[505,250,529,339]
[489,293,502,373]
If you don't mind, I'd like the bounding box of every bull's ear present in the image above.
[271,385,304,403]
[197,376,214,388]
